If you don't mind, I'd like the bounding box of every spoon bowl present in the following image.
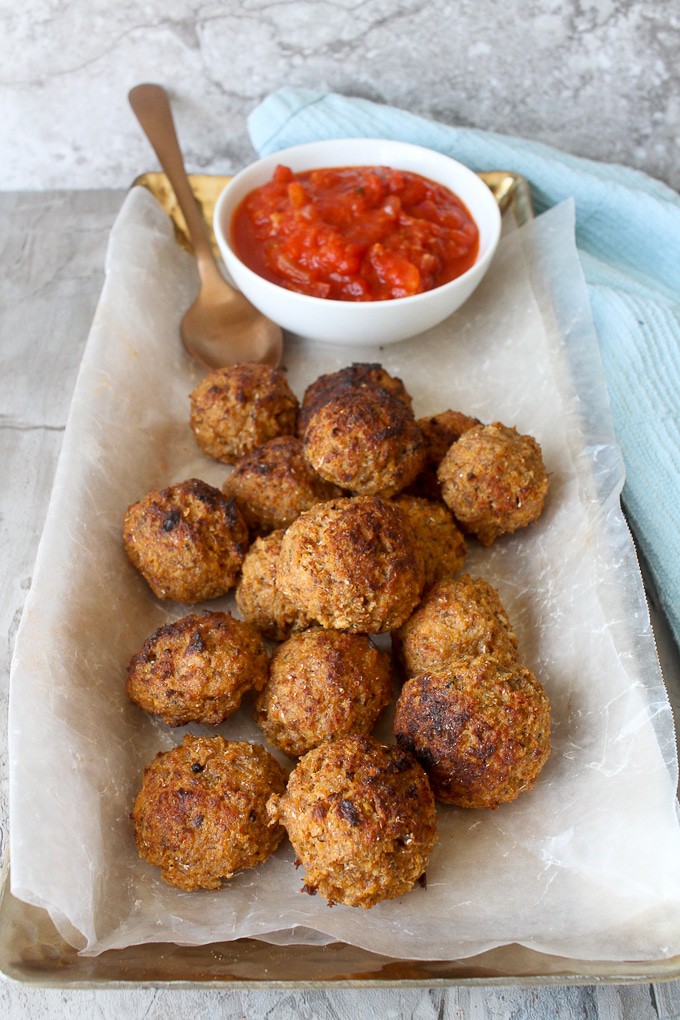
[128,84,283,369]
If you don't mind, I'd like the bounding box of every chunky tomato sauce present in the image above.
[231,164,480,301]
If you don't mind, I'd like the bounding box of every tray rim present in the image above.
[130,169,535,257]
[2,856,680,989]
[4,171,679,991]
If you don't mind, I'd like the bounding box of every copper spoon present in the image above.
[128,83,283,369]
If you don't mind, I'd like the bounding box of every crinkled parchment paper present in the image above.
[9,187,680,960]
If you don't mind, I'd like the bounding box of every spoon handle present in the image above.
[128,83,215,268]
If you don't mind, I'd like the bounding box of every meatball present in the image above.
[267,735,437,908]
[391,495,466,587]
[126,611,269,726]
[123,478,249,603]
[276,496,425,633]
[408,408,482,499]
[255,628,394,757]
[393,574,518,679]
[303,389,426,498]
[223,435,342,533]
[417,409,482,466]
[235,529,314,641]
[297,362,413,438]
[132,734,286,890]
[394,656,551,809]
[189,362,298,465]
[437,422,549,546]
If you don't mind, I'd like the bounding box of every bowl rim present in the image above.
[213,138,502,312]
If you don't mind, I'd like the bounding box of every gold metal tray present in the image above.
[3,852,680,988]
[4,169,678,990]
[130,169,535,257]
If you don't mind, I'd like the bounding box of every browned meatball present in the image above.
[189,363,299,465]
[132,734,286,890]
[394,656,551,809]
[437,422,549,546]
[297,362,413,437]
[391,495,466,586]
[255,628,394,757]
[235,530,314,641]
[223,436,342,533]
[267,735,437,908]
[123,479,249,603]
[126,611,269,726]
[407,408,482,500]
[417,409,482,466]
[303,389,426,498]
[393,574,518,679]
[276,496,425,633]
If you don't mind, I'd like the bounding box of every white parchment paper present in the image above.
[9,187,680,961]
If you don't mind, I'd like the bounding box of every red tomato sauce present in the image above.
[230,164,480,301]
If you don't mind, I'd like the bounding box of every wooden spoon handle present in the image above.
[128,83,215,267]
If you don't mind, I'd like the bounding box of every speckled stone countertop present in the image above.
[2,187,680,1020]
[2,1,680,1016]
[1,0,678,192]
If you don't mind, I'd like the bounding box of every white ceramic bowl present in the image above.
[213,139,501,346]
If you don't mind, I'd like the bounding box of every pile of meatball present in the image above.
[124,361,551,908]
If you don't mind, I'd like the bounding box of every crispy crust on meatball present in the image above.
[223,436,342,533]
[123,478,249,603]
[189,363,299,465]
[297,362,413,438]
[393,574,518,679]
[303,389,425,499]
[255,628,394,757]
[437,422,549,546]
[126,611,269,726]
[267,735,437,907]
[391,495,466,587]
[235,529,314,641]
[276,496,425,633]
[394,656,551,809]
[132,735,287,890]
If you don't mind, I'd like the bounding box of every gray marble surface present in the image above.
[1,188,680,1017]
[1,0,679,192]
[1,2,679,1013]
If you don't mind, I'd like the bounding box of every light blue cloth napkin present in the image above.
[248,87,680,653]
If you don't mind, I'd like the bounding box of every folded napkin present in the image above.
[248,88,680,652]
